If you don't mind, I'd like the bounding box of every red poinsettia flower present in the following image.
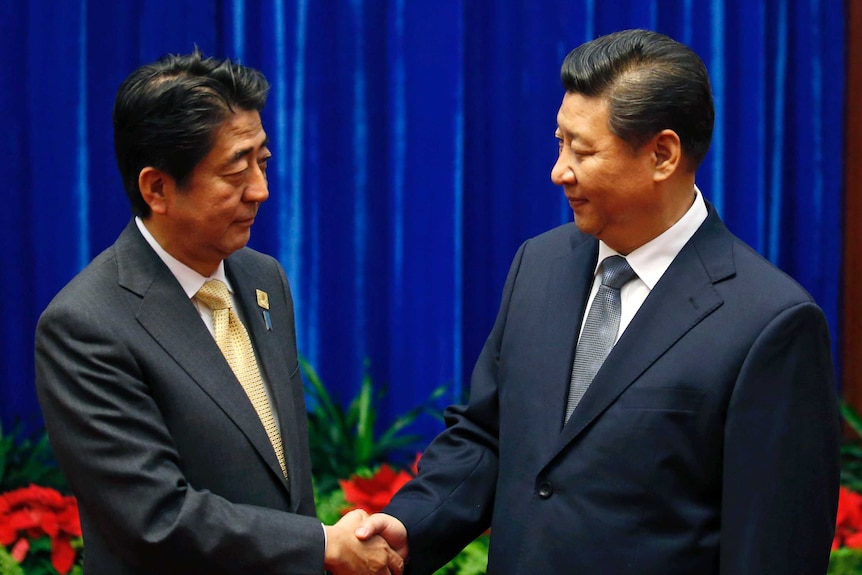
[833,486,862,551]
[0,484,82,574]
[339,454,421,514]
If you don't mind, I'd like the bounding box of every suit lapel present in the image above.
[555,207,735,451]
[115,223,290,490]
[227,257,303,498]
[533,236,598,444]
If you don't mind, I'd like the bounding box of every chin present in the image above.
[572,216,596,236]
[227,233,252,253]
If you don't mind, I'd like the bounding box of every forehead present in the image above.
[555,92,611,137]
[208,110,267,158]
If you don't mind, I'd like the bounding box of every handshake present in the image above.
[323,510,409,575]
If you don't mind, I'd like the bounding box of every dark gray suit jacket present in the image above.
[385,203,841,575]
[35,221,323,574]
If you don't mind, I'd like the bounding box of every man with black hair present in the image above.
[35,50,402,575]
[357,29,840,575]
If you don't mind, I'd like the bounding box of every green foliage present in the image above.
[434,534,490,575]
[0,422,67,493]
[841,402,862,492]
[14,538,56,575]
[829,548,862,575]
[0,547,26,575]
[302,357,446,495]
[302,357,488,574]
[843,402,862,437]
[833,401,862,574]
[314,484,348,526]
[0,537,82,575]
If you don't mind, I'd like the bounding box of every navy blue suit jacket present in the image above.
[386,203,840,574]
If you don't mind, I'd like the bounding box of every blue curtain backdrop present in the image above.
[0,0,845,446]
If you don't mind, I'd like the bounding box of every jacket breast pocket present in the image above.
[593,387,711,496]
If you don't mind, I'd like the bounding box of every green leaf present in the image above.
[842,401,862,439]
[841,444,862,458]
[302,359,347,438]
[353,371,375,464]
[314,485,348,526]
[433,533,490,575]
[301,356,446,501]
[0,546,26,575]
[0,422,68,493]
[829,547,862,574]
[15,536,59,575]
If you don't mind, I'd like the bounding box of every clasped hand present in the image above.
[324,509,408,575]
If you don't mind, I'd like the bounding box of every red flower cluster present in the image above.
[834,486,862,551]
[0,485,82,574]
[339,455,420,514]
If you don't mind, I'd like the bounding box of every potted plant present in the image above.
[0,422,82,575]
[302,359,490,574]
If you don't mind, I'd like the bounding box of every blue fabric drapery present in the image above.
[1,1,844,446]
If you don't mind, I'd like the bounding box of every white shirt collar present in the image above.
[134,217,233,298]
[595,186,708,289]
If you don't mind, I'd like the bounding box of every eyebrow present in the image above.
[221,137,270,169]
[556,127,585,142]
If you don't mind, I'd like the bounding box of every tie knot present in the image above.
[600,255,636,290]
[196,279,233,311]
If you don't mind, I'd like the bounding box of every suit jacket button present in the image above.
[537,481,553,498]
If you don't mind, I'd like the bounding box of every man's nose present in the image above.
[551,155,574,185]
[245,165,269,203]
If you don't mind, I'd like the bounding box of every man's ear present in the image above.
[652,129,683,182]
[138,167,171,215]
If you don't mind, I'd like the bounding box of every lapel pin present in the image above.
[256,289,273,331]
[256,289,270,310]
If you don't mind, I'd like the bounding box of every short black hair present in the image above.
[561,29,714,170]
[113,48,270,217]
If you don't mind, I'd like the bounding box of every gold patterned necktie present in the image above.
[195,279,287,479]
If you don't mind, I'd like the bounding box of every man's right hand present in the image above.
[355,513,409,562]
[324,509,405,575]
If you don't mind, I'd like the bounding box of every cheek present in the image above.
[603,160,648,191]
[209,192,244,217]
[575,164,613,194]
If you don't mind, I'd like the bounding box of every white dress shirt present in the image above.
[579,186,709,343]
[134,217,281,430]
